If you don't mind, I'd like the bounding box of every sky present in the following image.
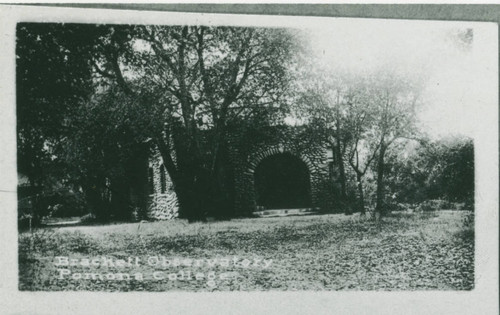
[86,18,495,141]
[301,19,492,140]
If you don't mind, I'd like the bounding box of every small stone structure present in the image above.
[147,150,179,220]
[147,125,341,219]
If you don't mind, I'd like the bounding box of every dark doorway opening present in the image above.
[254,153,312,209]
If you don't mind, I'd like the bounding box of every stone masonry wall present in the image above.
[147,149,179,220]
[230,125,340,217]
[147,125,340,220]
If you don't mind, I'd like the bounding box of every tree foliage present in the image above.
[85,25,300,220]
[384,136,474,208]
[292,64,423,216]
[17,22,474,222]
[16,23,101,219]
[17,23,301,221]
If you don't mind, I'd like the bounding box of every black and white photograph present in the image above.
[0,3,498,315]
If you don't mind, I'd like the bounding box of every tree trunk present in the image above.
[176,158,205,222]
[375,145,387,216]
[127,147,149,220]
[156,124,233,222]
[178,140,209,222]
[356,172,366,215]
[110,174,131,220]
[211,145,234,219]
[334,141,349,214]
[28,175,42,226]
[83,177,108,220]
[155,132,205,222]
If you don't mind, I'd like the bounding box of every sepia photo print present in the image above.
[1,4,498,315]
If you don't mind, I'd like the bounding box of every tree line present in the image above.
[17,23,474,225]
[292,61,473,216]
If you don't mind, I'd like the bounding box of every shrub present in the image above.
[47,191,88,218]
[462,211,474,229]
[464,199,475,211]
[18,214,40,231]
[423,200,437,211]
[385,202,412,212]
[80,213,97,223]
[415,199,452,212]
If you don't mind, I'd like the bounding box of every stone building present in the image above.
[146,125,342,220]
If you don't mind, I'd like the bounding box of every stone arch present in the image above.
[237,143,325,214]
[254,152,312,209]
[245,143,316,178]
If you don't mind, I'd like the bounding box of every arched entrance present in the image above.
[254,153,312,209]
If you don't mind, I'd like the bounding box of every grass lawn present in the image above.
[18,211,474,291]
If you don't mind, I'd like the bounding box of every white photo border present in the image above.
[0,4,497,315]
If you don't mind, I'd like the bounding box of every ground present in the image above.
[19,211,474,291]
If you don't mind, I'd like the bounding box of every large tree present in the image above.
[16,23,101,219]
[17,23,153,221]
[91,25,299,220]
[291,68,356,213]
[368,71,421,218]
[291,66,422,217]
[57,88,151,220]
